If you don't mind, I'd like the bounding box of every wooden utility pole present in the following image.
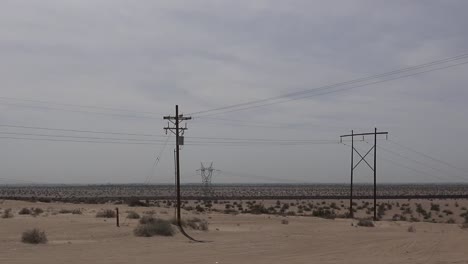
[340,128,388,221]
[163,105,191,226]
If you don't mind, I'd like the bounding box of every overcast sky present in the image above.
[1,0,468,185]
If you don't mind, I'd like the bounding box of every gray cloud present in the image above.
[1,0,468,184]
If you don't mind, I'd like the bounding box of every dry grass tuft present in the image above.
[134,217,175,237]
[2,208,13,218]
[21,228,47,244]
[96,209,116,218]
[127,211,140,219]
[357,219,375,227]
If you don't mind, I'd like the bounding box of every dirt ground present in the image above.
[1,200,468,264]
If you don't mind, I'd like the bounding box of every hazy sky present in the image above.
[1,0,468,184]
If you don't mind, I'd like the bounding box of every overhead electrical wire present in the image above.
[387,139,468,174]
[0,101,159,120]
[362,140,468,182]
[189,53,468,117]
[0,124,162,137]
[0,96,161,116]
[341,142,455,182]
[144,135,172,184]
[0,123,342,143]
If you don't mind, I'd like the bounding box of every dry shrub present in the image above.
[187,217,209,231]
[96,209,116,218]
[2,208,13,218]
[21,228,47,244]
[32,208,44,216]
[357,219,375,227]
[19,208,31,215]
[407,225,416,232]
[127,211,140,219]
[281,219,289,225]
[134,217,174,237]
[59,209,72,214]
[71,209,82,215]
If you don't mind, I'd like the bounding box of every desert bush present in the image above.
[19,208,32,215]
[281,219,289,225]
[127,197,148,207]
[32,208,44,216]
[71,209,82,215]
[134,218,175,237]
[430,203,440,211]
[461,223,468,229]
[407,225,416,232]
[59,209,72,214]
[127,211,140,219]
[140,215,159,224]
[2,208,13,218]
[446,218,456,224]
[443,209,453,216]
[312,208,336,219]
[186,217,208,231]
[21,228,47,244]
[96,209,116,218]
[143,210,156,216]
[357,219,374,227]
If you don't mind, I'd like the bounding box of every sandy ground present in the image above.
[1,200,468,264]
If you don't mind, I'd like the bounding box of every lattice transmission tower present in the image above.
[196,162,219,196]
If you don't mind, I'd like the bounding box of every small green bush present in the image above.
[96,209,116,218]
[21,228,47,244]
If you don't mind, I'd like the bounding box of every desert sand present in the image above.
[1,200,468,264]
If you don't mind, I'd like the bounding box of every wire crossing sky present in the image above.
[1,1,468,184]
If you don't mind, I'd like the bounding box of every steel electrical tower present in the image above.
[197,162,219,196]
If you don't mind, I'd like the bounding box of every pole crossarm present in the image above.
[340,132,388,138]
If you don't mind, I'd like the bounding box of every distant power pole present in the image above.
[164,105,191,227]
[340,128,388,221]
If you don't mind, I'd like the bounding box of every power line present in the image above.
[0,124,337,141]
[0,96,161,116]
[0,132,171,142]
[363,140,468,182]
[0,124,162,137]
[388,139,468,173]
[0,136,169,145]
[341,142,451,182]
[189,53,468,117]
[0,101,159,120]
[345,141,468,183]
[144,135,172,184]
